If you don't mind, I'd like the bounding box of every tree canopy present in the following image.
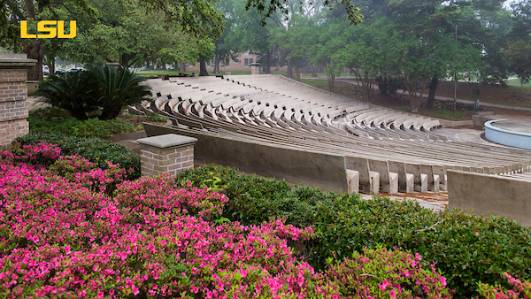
[0,0,363,79]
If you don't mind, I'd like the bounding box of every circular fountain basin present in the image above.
[485,119,531,150]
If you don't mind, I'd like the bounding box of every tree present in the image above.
[339,19,407,101]
[1,0,223,80]
[213,0,243,74]
[505,1,531,84]
[245,0,362,24]
[237,7,281,74]
[3,0,94,80]
[271,16,317,80]
[310,22,352,92]
[64,0,208,69]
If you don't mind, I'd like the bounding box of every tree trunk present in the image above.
[47,56,55,75]
[99,107,122,120]
[294,66,301,80]
[287,60,293,78]
[328,73,335,92]
[262,51,271,74]
[426,75,439,109]
[377,76,389,96]
[71,109,89,120]
[199,58,208,76]
[25,40,43,81]
[366,83,372,102]
[213,56,220,74]
[120,53,131,68]
[23,0,42,80]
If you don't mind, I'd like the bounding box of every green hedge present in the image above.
[29,108,136,139]
[16,133,140,178]
[176,165,531,298]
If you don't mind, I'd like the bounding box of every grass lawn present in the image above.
[396,105,468,121]
[428,108,467,121]
[138,69,254,77]
[301,78,329,89]
[506,78,531,89]
[137,69,184,78]
[222,69,250,75]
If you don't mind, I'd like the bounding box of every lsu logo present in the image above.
[20,20,76,39]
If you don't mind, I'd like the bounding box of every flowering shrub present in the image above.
[48,154,127,194]
[114,176,229,221]
[478,273,531,299]
[48,154,96,178]
[0,146,452,298]
[0,142,61,166]
[18,132,141,178]
[323,247,451,298]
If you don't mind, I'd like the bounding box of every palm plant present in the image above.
[92,65,152,120]
[38,65,151,120]
[37,71,99,120]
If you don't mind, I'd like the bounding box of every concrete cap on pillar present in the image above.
[0,50,37,69]
[137,134,198,149]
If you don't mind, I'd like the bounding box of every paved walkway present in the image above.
[110,131,146,154]
[360,193,447,212]
[27,96,49,111]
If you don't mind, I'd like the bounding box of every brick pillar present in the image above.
[0,52,36,147]
[137,134,197,177]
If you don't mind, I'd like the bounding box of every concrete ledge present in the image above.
[143,123,348,192]
[448,170,531,226]
[0,53,37,69]
[137,134,197,149]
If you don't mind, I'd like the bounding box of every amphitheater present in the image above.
[131,75,531,194]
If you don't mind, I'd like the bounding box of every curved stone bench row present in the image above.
[143,78,531,169]
[224,75,442,132]
[226,75,441,130]
[153,77,441,139]
[134,77,531,194]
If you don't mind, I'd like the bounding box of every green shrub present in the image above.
[93,64,152,119]
[37,70,99,120]
[37,65,151,120]
[176,165,531,297]
[16,132,140,178]
[29,108,135,139]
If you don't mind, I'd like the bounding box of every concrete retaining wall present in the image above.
[143,123,348,192]
[448,170,531,226]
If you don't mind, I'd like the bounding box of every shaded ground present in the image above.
[302,78,531,121]
[301,79,475,121]
[435,81,531,108]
